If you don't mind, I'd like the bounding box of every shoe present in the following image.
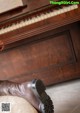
[29,79,54,113]
[0,79,54,113]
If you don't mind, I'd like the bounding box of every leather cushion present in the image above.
[0,95,38,113]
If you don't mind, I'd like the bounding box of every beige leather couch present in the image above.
[0,96,38,113]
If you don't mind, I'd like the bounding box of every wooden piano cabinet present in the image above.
[0,22,80,86]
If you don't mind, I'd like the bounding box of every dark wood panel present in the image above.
[0,22,80,86]
[0,31,76,77]
[0,22,79,86]
[9,22,80,85]
[8,62,80,86]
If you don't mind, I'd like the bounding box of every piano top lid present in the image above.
[0,0,50,24]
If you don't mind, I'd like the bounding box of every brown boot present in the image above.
[0,79,54,113]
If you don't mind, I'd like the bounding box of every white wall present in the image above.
[0,0,24,14]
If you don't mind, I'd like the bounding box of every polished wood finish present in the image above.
[0,22,80,86]
[0,1,80,86]
[0,5,80,51]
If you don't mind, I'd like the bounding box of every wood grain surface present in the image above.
[0,22,80,86]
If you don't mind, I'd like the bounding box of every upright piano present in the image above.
[0,0,80,86]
